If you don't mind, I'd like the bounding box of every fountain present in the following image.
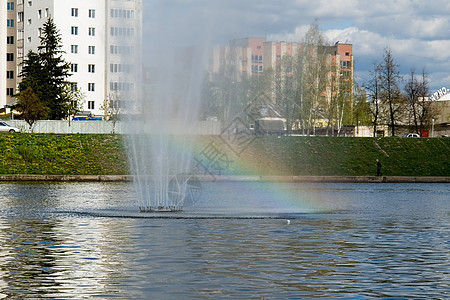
[124,2,215,212]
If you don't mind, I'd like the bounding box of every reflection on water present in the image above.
[0,182,449,298]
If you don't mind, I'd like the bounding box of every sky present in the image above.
[142,0,450,93]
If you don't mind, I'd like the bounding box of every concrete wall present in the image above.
[7,119,221,135]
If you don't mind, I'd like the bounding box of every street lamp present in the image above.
[432,118,435,138]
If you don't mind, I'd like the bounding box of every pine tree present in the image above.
[18,18,72,120]
[19,50,43,100]
[38,18,71,119]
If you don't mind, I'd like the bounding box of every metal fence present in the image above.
[7,120,221,135]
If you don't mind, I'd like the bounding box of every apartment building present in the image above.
[209,38,266,81]
[209,37,354,105]
[1,0,142,117]
[2,1,18,107]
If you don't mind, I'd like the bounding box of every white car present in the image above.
[402,133,420,138]
[0,121,20,133]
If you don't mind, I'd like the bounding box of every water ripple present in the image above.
[0,182,449,298]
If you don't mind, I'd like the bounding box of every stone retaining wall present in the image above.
[0,174,448,183]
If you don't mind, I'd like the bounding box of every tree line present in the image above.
[201,23,437,137]
[365,47,436,136]
[13,19,437,136]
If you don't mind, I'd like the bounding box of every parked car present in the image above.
[402,133,420,138]
[0,121,20,133]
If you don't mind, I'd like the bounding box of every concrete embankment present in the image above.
[0,174,449,183]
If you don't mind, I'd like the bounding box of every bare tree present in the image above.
[278,55,296,134]
[102,92,123,133]
[295,21,330,135]
[404,68,421,133]
[417,69,436,132]
[378,47,403,136]
[353,82,371,133]
[62,83,85,126]
[365,62,382,137]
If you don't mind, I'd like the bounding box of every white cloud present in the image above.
[142,0,450,90]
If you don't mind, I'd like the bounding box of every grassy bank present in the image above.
[0,134,128,175]
[0,133,448,176]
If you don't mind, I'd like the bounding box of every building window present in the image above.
[6,71,14,79]
[71,82,78,90]
[88,46,95,54]
[27,37,31,43]
[7,88,14,96]
[7,2,14,10]
[110,64,134,73]
[38,28,42,37]
[88,9,96,18]
[345,52,350,56]
[110,9,135,19]
[71,45,78,53]
[7,19,14,27]
[6,53,14,61]
[71,26,78,35]
[27,19,32,25]
[45,8,49,18]
[7,36,14,44]
[27,1,32,7]
[38,9,42,19]
[341,60,351,68]
[18,30,24,40]
[110,45,134,55]
[110,81,133,91]
[17,48,24,58]
[88,27,95,36]
[88,101,95,109]
[71,8,78,17]
[71,64,78,72]
[88,83,95,91]
[88,64,95,73]
[110,27,135,37]
[18,11,24,20]
[340,70,351,78]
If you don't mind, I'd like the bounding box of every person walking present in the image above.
[376,159,382,176]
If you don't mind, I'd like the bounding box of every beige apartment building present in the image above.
[209,38,353,105]
[1,0,142,117]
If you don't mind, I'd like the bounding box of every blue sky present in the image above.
[142,0,450,92]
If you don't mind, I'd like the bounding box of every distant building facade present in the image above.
[208,37,353,106]
[1,0,142,117]
[429,87,450,125]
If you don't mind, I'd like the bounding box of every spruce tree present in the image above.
[19,50,44,100]
[18,18,72,120]
[38,18,71,119]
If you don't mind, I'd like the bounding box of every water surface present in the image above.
[0,182,448,298]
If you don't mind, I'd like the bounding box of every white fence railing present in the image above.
[7,120,221,135]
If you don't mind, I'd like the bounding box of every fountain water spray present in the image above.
[125,1,217,211]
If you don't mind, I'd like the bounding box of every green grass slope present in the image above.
[0,134,128,175]
[0,134,448,176]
